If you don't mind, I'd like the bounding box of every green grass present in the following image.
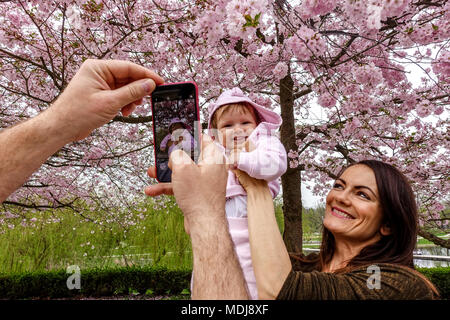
[417,238,435,246]
[1,198,448,274]
[0,197,192,274]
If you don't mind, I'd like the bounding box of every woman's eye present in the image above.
[357,191,370,200]
[333,183,343,189]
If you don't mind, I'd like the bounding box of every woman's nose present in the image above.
[335,190,351,205]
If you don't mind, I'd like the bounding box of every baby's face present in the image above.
[170,123,184,132]
[216,107,257,150]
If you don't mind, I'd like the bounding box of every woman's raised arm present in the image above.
[234,169,292,299]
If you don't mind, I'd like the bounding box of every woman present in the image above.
[235,159,439,299]
[146,137,439,299]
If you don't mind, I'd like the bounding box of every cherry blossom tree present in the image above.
[0,0,188,231]
[0,0,448,250]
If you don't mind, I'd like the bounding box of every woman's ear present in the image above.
[380,224,391,236]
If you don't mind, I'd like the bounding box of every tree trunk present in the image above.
[279,73,303,254]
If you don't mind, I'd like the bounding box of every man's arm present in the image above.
[145,136,250,299]
[0,109,71,202]
[189,210,250,299]
[0,59,163,203]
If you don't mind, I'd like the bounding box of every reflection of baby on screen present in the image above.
[160,118,196,156]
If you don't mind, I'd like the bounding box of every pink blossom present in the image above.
[289,159,299,169]
[298,0,337,19]
[66,6,82,30]
[286,26,325,61]
[273,62,288,80]
[434,106,444,116]
[415,101,431,118]
[288,150,298,159]
[432,50,450,83]
[318,92,337,108]
[353,62,384,87]
[366,3,383,30]
[0,0,447,242]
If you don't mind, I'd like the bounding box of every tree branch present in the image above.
[111,115,153,123]
[418,228,450,249]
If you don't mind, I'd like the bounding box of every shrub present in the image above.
[417,267,450,300]
[0,266,447,300]
[0,266,191,299]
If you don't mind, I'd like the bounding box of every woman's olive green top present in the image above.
[276,262,438,300]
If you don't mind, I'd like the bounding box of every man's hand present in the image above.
[146,134,227,222]
[145,135,249,299]
[0,59,163,203]
[145,134,228,234]
[51,59,164,142]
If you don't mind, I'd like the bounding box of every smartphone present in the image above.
[150,82,200,182]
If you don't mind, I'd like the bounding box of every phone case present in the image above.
[150,81,200,183]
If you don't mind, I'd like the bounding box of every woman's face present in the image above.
[323,164,388,245]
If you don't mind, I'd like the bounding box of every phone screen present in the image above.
[151,82,200,182]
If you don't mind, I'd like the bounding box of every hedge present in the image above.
[417,267,450,300]
[0,266,448,299]
[0,266,191,299]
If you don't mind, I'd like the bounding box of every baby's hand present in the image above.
[228,148,241,169]
[230,137,246,151]
[227,139,256,169]
[244,139,256,153]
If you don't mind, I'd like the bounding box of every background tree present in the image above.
[0,0,448,249]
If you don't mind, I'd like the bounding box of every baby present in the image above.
[197,87,287,299]
[160,118,196,157]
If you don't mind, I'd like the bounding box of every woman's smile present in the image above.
[330,206,355,220]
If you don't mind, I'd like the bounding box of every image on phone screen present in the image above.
[151,82,200,182]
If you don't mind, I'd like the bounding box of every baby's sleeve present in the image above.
[160,134,170,151]
[237,135,287,181]
[180,131,196,151]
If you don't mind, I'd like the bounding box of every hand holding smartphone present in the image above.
[151,82,200,182]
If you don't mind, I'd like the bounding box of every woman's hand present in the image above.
[234,162,291,300]
[233,168,269,191]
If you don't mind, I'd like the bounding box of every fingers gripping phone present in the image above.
[150,82,200,182]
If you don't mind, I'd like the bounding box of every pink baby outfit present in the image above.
[160,118,196,155]
[160,129,196,155]
[206,88,287,300]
